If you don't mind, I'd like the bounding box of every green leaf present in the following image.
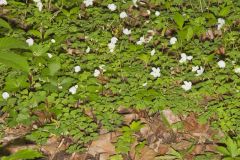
[217,146,231,156]
[48,60,61,76]
[28,30,42,39]
[219,6,231,17]
[2,149,43,160]
[173,12,185,29]
[186,26,194,41]
[0,37,28,49]
[0,51,29,73]
[0,18,12,30]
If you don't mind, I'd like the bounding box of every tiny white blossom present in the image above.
[142,82,147,87]
[218,60,226,68]
[2,92,9,100]
[47,53,53,58]
[83,0,93,7]
[181,81,192,91]
[192,66,199,72]
[26,38,34,46]
[179,53,193,63]
[136,36,145,45]
[150,67,161,78]
[150,49,155,56]
[147,10,151,15]
[195,66,204,76]
[94,69,101,77]
[111,37,118,44]
[108,43,116,52]
[69,85,78,94]
[217,18,225,30]
[86,46,91,53]
[123,28,131,35]
[234,67,240,73]
[120,11,128,19]
[51,39,56,43]
[155,11,160,16]
[33,0,43,11]
[0,0,7,5]
[170,37,177,45]
[74,66,81,73]
[108,3,117,11]
[132,0,138,7]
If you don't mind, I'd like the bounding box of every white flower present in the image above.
[2,92,9,100]
[179,53,193,63]
[150,49,155,56]
[74,66,81,73]
[218,60,226,68]
[195,66,204,76]
[234,67,240,73]
[47,53,53,58]
[136,36,145,45]
[26,38,34,46]
[86,46,90,53]
[94,69,101,77]
[108,4,117,11]
[108,43,116,52]
[51,39,56,43]
[132,0,138,7]
[192,66,199,72]
[0,0,7,5]
[99,65,106,72]
[83,0,93,7]
[69,85,78,94]
[142,82,147,87]
[111,37,118,44]
[120,11,128,19]
[150,67,161,78]
[123,28,131,35]
[155,11,160,16]
[170,37,177,45]
[217,18,225,30]
[33,0,43,11]
[147,10,151,15]
[181,81,192,91]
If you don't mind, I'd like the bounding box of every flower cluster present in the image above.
[108,37,118,53]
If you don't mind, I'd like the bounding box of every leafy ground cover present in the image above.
[0,0,240,159]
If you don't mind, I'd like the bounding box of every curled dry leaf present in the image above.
[162,109,181,125]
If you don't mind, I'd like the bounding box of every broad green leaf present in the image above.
[219,6,231,17]
[0,51,29,73]
[48,60,61,76]
[173,12,184,29]
[0,18,12,30]
[0,37,28,49]
[217,146,231,156]
[28,30,42,39]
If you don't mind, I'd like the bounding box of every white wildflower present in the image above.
[47,53,53,58]
[179,53,193,63]
[132,0,138,7]
[74,66,81,73]
[170,37,177,45]
[217,18,225,30]
[195,66,204,76]
[86,46,90,53]
[2,92,9,100]
[69,85,78,94]
[155,11,160,16]
[26,38,34,46]
[192,66,199,72]
[136,36,145,45]
[108,42,116,52]
[150,49,155,56]
[181,81,192,91]
[83,0,93,7]
[218,60,226,68]
[108,3,117,11]
[94,69,101,77]
[123,28,131,35]
[234,67,240,73]
[0,0,7,5]
[111,37,118,44]
[150,67,161,78]
[51,39,56,43]
[120,11,128,19]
